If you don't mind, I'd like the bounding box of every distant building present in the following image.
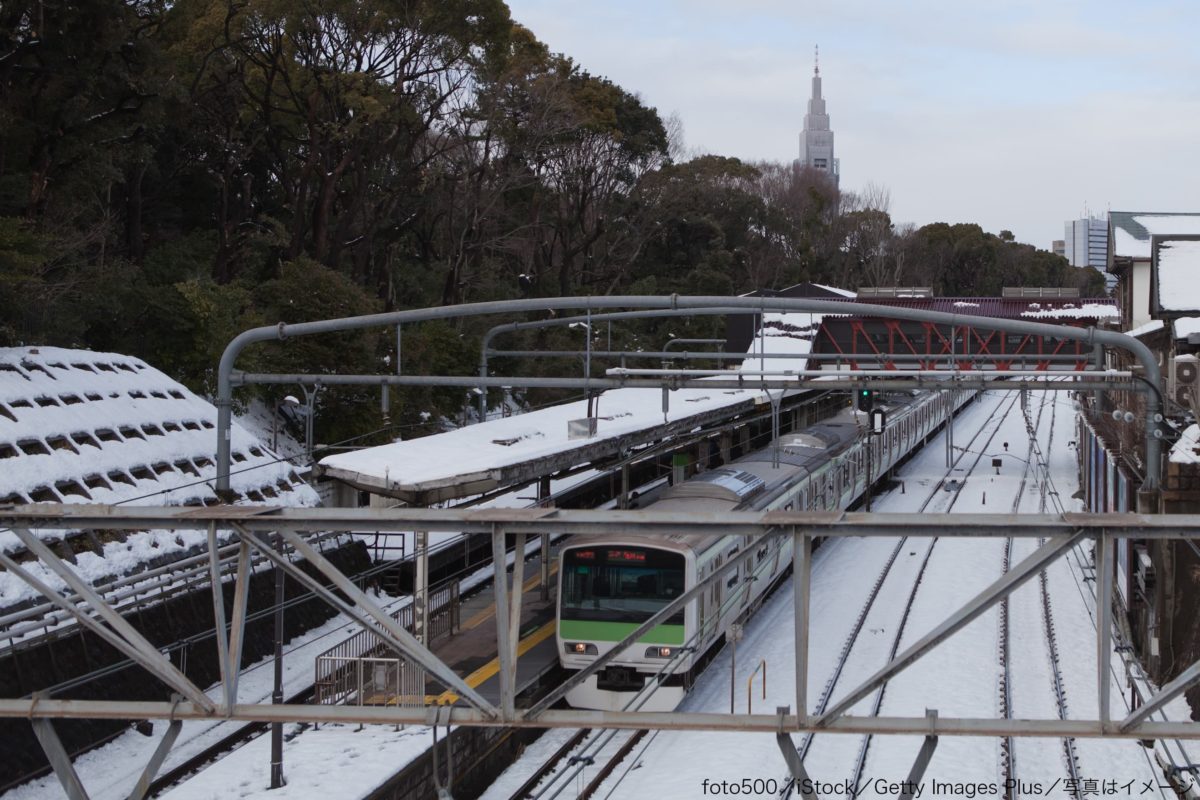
[797,46,838,186]
[1052,240,1066,258]
[1064,216,1108,270]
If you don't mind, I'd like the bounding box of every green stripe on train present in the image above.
[559,619,685,645]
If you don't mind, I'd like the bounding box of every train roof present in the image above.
[560,531,723,557]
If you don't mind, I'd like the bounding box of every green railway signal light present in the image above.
[856,388,874,412]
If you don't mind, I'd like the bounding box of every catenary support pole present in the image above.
[793,528,812,723]
[270,532,285,789]
[1096,531,1113,728]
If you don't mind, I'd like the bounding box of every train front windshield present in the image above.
[561,547,685,624]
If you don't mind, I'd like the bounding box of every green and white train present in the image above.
[556,389,971,711]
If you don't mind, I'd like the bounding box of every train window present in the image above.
[561,547,685,626]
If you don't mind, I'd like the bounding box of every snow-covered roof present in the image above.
[1174,318,1200,341]
[1154,237,1200,314]
[1019,302,1119,320]
[1125,319,1165,339]
[0,347,319,612]
[740,312,821,374]
[811,283,856,298]
[0,346,318,513]
[1109,211,1200,260]
[853,296,1117,321]
[1170,424,1200,464]
[320,316,819,503]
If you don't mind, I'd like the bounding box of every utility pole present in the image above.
[270,533,285,789]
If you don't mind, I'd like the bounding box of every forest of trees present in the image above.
[0,0,1106,439]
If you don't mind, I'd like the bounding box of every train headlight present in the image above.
[645,646,674,658]
[565,642,598,655]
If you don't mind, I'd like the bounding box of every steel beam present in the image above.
[776,728,818,800]
[491,528,514,719]
[32,715,90,800]
[127,718,182,800]
[13,506,1200,540]
[234,371,1135,394]
[8,698,1200,738]
[817,531,1086,725]
[1119,658,1200,733]
[206,524,233,711]
[9,529,214,712]
[1096,532,1113,728]
[224,539,253,709]
[508,532,526,717]
[793,528,811,722]
[902,711,940,799]
[270,528,499,717]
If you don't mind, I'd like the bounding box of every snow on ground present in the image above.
[550,390,1195,800]
[4,605,374,800]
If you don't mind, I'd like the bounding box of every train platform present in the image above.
[357,550,564,708]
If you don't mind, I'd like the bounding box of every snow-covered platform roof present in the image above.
[319,385,781,504]
[0,347,317,517]
[319,316,822,504]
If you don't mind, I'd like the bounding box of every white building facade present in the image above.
[1064,216,1108,269]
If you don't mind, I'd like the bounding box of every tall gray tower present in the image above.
[798,46,839,186]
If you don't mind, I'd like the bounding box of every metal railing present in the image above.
[314,655,426,710]
[314,577,459,705]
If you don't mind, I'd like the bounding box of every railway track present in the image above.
[845,391,1023,794]
[1018,387,1085,797]
[772,392,1020,796]
[995,388,1053,796]
[502,728,648,800]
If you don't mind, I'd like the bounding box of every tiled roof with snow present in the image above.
[0,347,317,512]
[1109,211,1200,260]
[852,296,1118,321]
[0,346,318,610]
[1154,238,1200,314]
[1018,302,1119,320]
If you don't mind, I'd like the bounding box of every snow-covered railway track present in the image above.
[500,728,647,800]
[848,391,1025,794]
[775,392,1023,796]
[998,387,1053,796]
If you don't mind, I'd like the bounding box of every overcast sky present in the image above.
[504,0,1200,250]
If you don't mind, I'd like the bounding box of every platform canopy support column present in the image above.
[415,530,429,646]
[538,475,552,602]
